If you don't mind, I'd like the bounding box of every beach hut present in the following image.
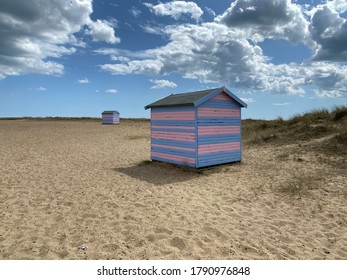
[145,86,247,168]
[101,110,120,125]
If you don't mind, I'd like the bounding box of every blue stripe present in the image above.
[152,157,196,168]
[152,147,195,158]
[197,155,241,168]
[198,119,241,126]
[198,135,241,144]
[151,120,196,126]
[151,128,195,133]
[198,151,241,164]
[152,106,194,113]
[200,100,240,109]
[151,139,196,148]
[199,150,241,160]
[198,116,239,120]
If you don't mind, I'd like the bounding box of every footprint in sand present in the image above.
[103,243,120,253]
[170,237,186,250]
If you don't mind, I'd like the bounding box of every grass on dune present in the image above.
[243,106,347,156]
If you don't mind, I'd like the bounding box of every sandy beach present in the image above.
[0,119,346,259]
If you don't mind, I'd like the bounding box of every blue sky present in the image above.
[0,0,347,119]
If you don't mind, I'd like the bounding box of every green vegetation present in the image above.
[276,175,319,199]
[243,106,347,156]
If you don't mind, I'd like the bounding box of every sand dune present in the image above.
[0,119,346,259]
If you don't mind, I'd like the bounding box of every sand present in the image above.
[0,119,346,260]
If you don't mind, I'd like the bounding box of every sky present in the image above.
[0,0,347,120]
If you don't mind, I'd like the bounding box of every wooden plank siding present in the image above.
[146,87,246,168]
[151,106,197,167]
[102,112,120,124]
[196,92,241,168]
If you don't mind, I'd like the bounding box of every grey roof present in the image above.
[145,88,218,109]
[145,87,247,109]
[102,110,119,114]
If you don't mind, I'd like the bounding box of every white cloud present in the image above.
[101,59,164,75]
[273,102,290,106]
[36,86,47,91]
[205,7,216,17]
[0,0,119,79]
[77,78,89,84]
[240,97,255,103]
[110,55,130,62]
[99,21,347,98]
[101,22,290,92]
[106,88,118,93]
[216,0,309,43]
[85,19,120,44]
[130,6,142,18]
[140,24,166,35]
[308,1,347,61]
[99,0,347,98]
[150,79,177,89]
[95,48,152,60]
[305,62,347,97]
[144,1,203,21]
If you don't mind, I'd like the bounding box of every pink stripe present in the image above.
[199,142,240,149]
[152,144,195,152]
[198,108,240,117]
[151,131,195,142]
[152,152,195,164]
[152,126,195,130]
[198,142,240,155]
[212,92,233,101]
[151,111,195,120]
[198,126,240,135]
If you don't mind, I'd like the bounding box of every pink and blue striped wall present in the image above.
[151,106,196,167]
[197,92,241,167]
[150,92,242,168]
[102,113,120,124]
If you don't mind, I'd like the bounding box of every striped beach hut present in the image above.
[145,86,247,168]
[101,110,120,125]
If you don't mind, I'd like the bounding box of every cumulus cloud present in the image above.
[216,0,309,43]
[99,20,347,98]
[100,23,294,93]
[85,19,120,44]
[101,59,164,75]
[304,62,347,97]
[0,0,119,79]
[144,1,203,21]
[273,102,290,106]
[150,79,177,89]
[98,0,347,98]
[77,78,89,84]
[106,88,117,93]
[308,2,347,61]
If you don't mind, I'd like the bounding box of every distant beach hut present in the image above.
[101,110,120,125]
[145,86,247,168]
